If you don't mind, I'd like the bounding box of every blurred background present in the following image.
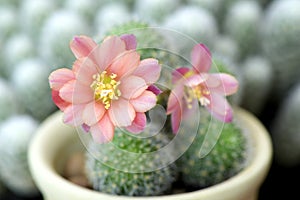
[0,0,299,199]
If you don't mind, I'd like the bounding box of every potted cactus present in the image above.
[28,25,272,200]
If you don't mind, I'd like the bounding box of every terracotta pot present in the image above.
[28,107,272,200]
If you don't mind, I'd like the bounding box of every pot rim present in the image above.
[28,107,273,200]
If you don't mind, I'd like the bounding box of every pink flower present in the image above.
[49,34,161,143]
[167,44,239,134]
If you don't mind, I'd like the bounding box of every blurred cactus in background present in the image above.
[0,115,39,197]
[0,0,299,198]
[271,83,300,167]
[241,56,273,115]
[261,0,300,100]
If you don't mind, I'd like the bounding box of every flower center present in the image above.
[184,85,210,109]
[90,71,121,109]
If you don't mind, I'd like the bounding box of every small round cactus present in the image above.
[85,128,178,196]
[64,0,100,27]
[40,10,89,69]
[241,56,273,115]
[0,6,18,42]
[212,35,240,62]
[94,3,132,37]
[134,0,180,23]
[272,83,300,167]
[163,6,218,56]
[0,78,20,121]
[177,108,247,188]
[10,58,56,121]
[261,0,300,98]
[3,34,35,77]
[19,0,56,38]
[224,0,263,60]
[0,115,39,197]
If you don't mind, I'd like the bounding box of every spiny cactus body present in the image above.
[11,58,55,121]
[272,84,300,167]
[0,115,39,197]
[85,128,178,196]
[177,109,247,188]
[261,0,300,98]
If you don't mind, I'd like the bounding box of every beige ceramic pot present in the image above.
[28,107,272,200]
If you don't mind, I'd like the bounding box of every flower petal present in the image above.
[75,57,99,86]
[206,93,233,123]
[167,84,184,114]
[90,114,114,143]
[133,58,161,85]
[130,90,157,112]
[191,44,212,73]
[109,98,135,127]
[206,73,239,96]
[108,50,140,78]
[89,36,126,71]
[63,104,85,126]
[119,75,147,99]
[59,80,94,104]
[172,67,189,84]
[184,74,207,87]
[147,85,162,95]
[120,34,137,50]
[171,106,181,134]
[52,90,70,111]
[70,35,97,58]
[49,68,75,90]
[125,112,146,133]
[82,102,105,126]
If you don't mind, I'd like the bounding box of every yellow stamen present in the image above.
[184,84,211,108]
[90,71,121,109]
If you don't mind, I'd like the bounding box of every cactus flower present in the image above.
[49,34,161,143]
[167,44,238,134]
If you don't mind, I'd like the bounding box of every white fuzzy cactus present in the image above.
[0,78,20,121]
[0,6,18,42]
[19,0,56,38]
[272,83,300,167]
[261,0,300,99]
[241,56,273,115]
[3,34,35,77]
[94,2,132,37]
[134,0,180,23]
[10,58,56,121]
[39,10,89,69]
[212,35,240,62]
[0,115,39,197]
[163,6,218,57]
[64,0,100,26]
[224,0,263,60]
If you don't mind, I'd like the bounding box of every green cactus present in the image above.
[177,108,247,189]
[85,128,178,196]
